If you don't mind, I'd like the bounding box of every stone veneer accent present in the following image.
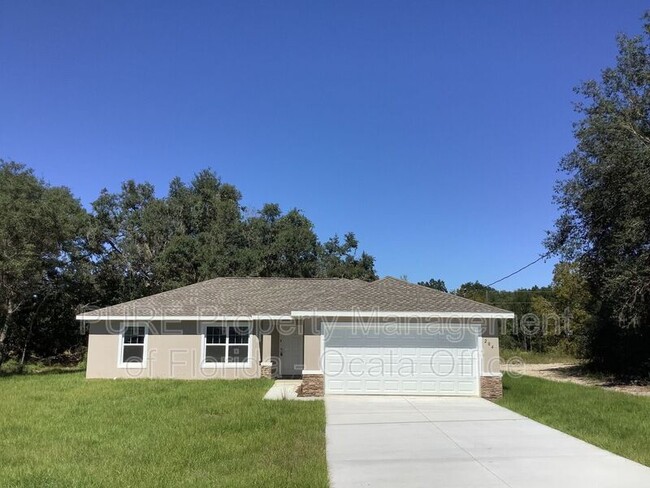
[260,363,274,379]
[480,375,503,399]
[298,373,324,397]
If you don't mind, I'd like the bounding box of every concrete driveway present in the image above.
[326,396,650,488]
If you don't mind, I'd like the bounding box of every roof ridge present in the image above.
[79,273,513,318]
[367,276,400,286]
[202,276,351,281]
[81,276,354,313]
[368,276,510,314]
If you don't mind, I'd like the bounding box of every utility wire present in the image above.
[487,252,551,287]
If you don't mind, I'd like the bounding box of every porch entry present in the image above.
[279,329,303,377]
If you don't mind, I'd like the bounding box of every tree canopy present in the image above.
[417,278,448,292]
[0,162,89,367]
[546,14,650,374]
[0,162,376,366]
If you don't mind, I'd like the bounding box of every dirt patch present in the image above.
[502,362,650,397]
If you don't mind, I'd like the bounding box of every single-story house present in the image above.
[76,276,513,398]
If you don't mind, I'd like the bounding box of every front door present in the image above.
[279,331,303,377]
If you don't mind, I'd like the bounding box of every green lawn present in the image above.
[0,373,328,488]
[499,347,577,364]
[497,374,650,466]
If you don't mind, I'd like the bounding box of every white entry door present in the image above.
[279,332,303,377]
[324,323,480,396]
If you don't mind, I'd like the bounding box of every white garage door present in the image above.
[324,323,480,396]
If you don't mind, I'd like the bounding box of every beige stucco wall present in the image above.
[85,321,260,380]
[261,334,272,363]
[85,316,502,380]
[301,317,322,372]
[303,335,322,371]
[481,336,500,375]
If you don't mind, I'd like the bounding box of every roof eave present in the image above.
[290,310,515,319]
[75,314,293,321]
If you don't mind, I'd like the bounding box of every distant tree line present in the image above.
[418,264,592,360]
[0,163,376,369]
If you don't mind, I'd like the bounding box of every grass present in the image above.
[0,373,328,488]
[497,374,650,466]
[500,347,577,364]
[0,359,86,376]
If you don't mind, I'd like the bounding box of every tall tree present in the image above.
[89,169,253,299]
[546,13,650,373]
[88,181,160,302]
[261,209,320,277]
[0,161,88,367]
[320,233,377,281]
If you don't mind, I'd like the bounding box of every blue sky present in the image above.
[1,1,647,290]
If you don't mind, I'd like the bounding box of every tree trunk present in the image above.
[19,314,36,373]
[19,334,29,372]
[0,311,11,370]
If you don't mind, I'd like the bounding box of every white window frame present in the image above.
[117,322,149,369]
[201,322,253,368]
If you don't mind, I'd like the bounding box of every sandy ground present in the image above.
[502,362,650,397]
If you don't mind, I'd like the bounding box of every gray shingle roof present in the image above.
[77,276,512,318]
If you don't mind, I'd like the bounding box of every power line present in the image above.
[487,252,551,287]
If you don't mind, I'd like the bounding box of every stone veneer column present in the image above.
[299,373,324,397]
[480,375,503,399]
[260,334,274,378]
[260,362,274,379]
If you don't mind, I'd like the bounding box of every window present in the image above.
[204,324,251,365]
[120,325,147,367]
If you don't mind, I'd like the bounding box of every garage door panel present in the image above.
[402,380,419,392]
[325,327,477,347]
[439,381,458,393]
[324,324,480,396]
[457,381,477,392]
[421,381,438,392]
[384,380,399,391]
[365,380,381,391]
